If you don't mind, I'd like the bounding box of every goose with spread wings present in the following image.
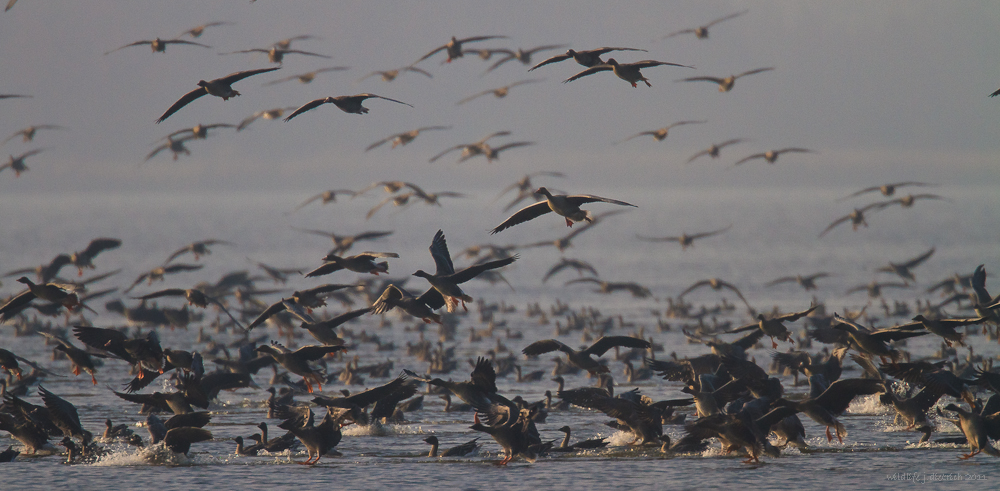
[529,46,647,71]
[523,336,651,374]
[412,230,517,312]
[491,187,636,234]
[155,67,280,123]
[677,67,773,92]
[636,225,730,250]
[662,10,749,40]
[563,58,693,87]
[283,94,411,120]
[416,35,508,64]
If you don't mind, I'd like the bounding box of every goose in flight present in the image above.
[636,225,730,250]
[491,187,636,234]
[1,148,46,177]
[686,138,746,163]
[677,67,774,92]
[662,10,749,40]
[222,46,331,64]
[563,58,693,87]
[818,202,886,237]
[359,65,433,82]
[416,35,508,64]
[616,120,706,144]
[836,181,936,201]
[365,126,450,151]
[155,67,280,123]
[522,336,651,374]
[411,230,517,312]
[457,79,544,105]
[529,47,647,71]
[178,21,232,38]
[262,66,349,86]
[2,125,66,146]
[283,94,412,120]
[733,147,814,166]
[104,37,210,55]
[479,45,566,73]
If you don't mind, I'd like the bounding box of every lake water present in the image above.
[1,184,999,490]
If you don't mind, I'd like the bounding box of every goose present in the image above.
[677,67,773,92]
[491,187,636,233]
[529,47,647,71]
[416,35,508,64]
[523,336,650,374]
[616,120,706,144]
[456,79,543,105]
[1,148,46,177]
[662,10,749,40]
[479,45,566,73]
[262,66,349,86]
[365,126,450,151]
[411,230,517,312]
[104,37,210,55]
[686,138,747,163]
[178,21,232,38]
[155,67,280,123]
[563,58,693,87]
[223,46,330,64]
[283,94,412,120]
[2,125,66,145]
[636,225,730,250]
[359,65,433,82]
[733,146,813,166]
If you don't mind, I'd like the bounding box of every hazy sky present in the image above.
[0,0,997,196]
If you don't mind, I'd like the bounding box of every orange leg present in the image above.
[137,370,145,380]
[72,365,81,376]
[959,449,981,460]
[90,373,97,385]
[771,338,778,349]
[312,375,324,393]
[565,218,573,227]
[825,426,833,442]
[304,378,314,393]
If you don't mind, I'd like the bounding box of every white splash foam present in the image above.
[342,423,423,437]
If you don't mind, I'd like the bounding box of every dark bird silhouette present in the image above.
[283,94,412,120]
[563,59,693,87]
[155,67,280,123]
[491,187,636,233]
[662,10,749,40]
[529,47,647,71]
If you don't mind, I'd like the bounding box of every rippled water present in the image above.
[1,185,999,490]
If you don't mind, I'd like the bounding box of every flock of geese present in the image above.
[2,4,1000,473]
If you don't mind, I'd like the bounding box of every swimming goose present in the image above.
[636,225,730,250]
[262,66,349,86]
[365,126,450,151]
[529,47,647,71]
[283,94,412,120]
[2,124,66,145]
[412,230,517,312]
[733,146,813,165]
[491,187,636,233]
[563,58,693,87]
[524,336,650,374]
[423,435,480,457]
[662,10,749,40]
[686,138,747,163]
[1,148,46,177]
[617,120,707,144]
[104,37,210,55]
[155,67,280,123]
[416,35,508,64]
[678,67,773,92]
[456,79,543,105]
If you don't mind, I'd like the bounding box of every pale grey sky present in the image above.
[0,1,997,195]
